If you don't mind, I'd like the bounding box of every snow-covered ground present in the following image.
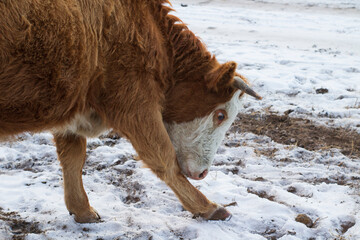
[0,0,359,239]
[176,0,360,132]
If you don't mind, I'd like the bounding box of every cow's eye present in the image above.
[214,110,227,125]
[218,112,225,121]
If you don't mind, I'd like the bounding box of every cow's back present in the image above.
[0,0,171,138]
[0,0,94,136]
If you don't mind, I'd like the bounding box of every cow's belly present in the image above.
[55,109,107,138]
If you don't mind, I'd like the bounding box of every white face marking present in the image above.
[165,91,241,178]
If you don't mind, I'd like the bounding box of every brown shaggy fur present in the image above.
[0,0,240,222]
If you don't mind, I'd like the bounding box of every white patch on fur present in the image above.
[55,110,106,138]
[165,91,242,176]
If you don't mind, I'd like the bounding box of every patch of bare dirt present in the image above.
[0,208,42,239]
[231,114,360,158]
[247,187,275,202]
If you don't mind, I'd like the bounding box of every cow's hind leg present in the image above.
[54,133,100,223]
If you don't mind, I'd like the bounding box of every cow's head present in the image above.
[163,61,261,180]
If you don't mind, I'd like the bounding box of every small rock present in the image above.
[288,230,296,235]
[287,186,297,193]
[316,88,328,94]
[181,3,188,7]
[225,140,240,147]
[254,177,266,182]
[295,214,313,228]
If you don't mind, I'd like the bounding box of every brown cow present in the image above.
[0,0,261,223]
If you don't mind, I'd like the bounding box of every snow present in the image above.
[175,0,360,132]
[1,0,360,239]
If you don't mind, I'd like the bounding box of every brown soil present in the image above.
[231,114,360,158]
[0,208,42,239]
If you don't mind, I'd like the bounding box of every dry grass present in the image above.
[345,98,360,109]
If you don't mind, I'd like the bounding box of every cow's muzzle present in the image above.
[184,167,209,180]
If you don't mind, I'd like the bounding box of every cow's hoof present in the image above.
[208,206,232,221]
[198,205,232,221]
[73,207,101,223]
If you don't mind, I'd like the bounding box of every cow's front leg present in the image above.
[166,171,231,220]
[54,133,100,223]
[117,111,230,220]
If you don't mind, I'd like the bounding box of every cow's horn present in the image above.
[233,76,262,100]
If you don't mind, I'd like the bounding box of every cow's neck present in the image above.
[157,3,217,88]
[170,28,216,84]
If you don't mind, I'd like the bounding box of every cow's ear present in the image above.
[205,61,237,92]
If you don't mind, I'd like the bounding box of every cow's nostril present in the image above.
[198,169,208,179]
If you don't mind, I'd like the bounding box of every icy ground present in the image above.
[0,0,360,239]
